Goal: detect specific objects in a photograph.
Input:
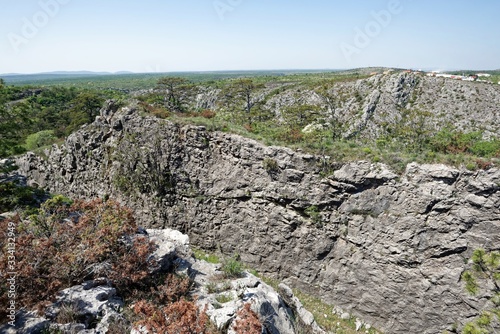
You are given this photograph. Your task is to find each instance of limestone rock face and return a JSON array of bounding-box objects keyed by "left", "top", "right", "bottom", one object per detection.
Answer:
[{"left": 16, "top": 106, "right": 500, "bottom": 333}]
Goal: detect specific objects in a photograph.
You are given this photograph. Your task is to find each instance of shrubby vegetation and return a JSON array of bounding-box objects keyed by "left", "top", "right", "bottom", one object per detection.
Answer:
[
  {"left": 25, "top": 130, "right": 57, "bottom": 150},
  {"left": 0, "top": 197, "right": 216, "bottom": 332},
  {"left": 221, "top": 255, "right": 244, "bottom": 278},
  {"left": 136, "top": 74, "right": 500, "bottom": 172},
  {"left": 0, "top": 82, "right": 124, "bottom": 158},
  {"left": 232, "top": 303, "right": 262, "bottom": 334},
  {"left": 0, "top": 180, "right": 47, "bottom": 213},
  {"left": 460, "top": 249, "right": 500, "bottom": 333}
]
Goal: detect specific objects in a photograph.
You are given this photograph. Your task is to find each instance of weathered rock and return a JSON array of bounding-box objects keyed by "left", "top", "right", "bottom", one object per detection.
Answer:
[
  {"left": 189, "top": 259, "right": 298, "bottom": 334},
  {"left": 0, "top": 311, "right": 49, "bottom": 334},
  {"left": 45, "top": 279, "right": 125, "bottom": 332},
  {"left": 278, "top": 283, "right": 326, "bottom": 334},
  {"left": 0, "top": 280, "right": 127, "bottom": 334},
  {"left": 15, "top": 105, "right": 500, "bottom": 333},
  {"left": 146, "top": 228, "right": 191, "bottom": 271}
]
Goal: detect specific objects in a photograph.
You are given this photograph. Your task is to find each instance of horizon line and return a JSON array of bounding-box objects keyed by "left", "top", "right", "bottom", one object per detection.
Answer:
[{"left": 2, "top": 66, "right": 499, "bottom": 77}]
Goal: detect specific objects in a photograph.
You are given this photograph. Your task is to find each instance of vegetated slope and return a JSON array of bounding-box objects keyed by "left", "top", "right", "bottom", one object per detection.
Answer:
[
  {"left": 140, "top": 71, "right": 500, "bottom": 170},
  {"left": 209, "top": 72, "right": 500, "bottom": 138},
  {"left": 16, "top": 102, "right": 500, "bottom": 333}
]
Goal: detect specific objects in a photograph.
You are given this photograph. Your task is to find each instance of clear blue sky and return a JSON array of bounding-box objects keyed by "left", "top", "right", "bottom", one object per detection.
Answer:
[{"left": 0, "top": 0, "right": 499, "bottom": 74}]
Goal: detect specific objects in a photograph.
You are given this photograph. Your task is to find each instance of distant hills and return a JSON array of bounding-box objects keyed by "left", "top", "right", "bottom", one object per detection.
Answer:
[
  {"left": 1, "top": 71, "right": 134, "bottom": 76},
  {"left": 1, "top": 68, "right": 498, "bottom": 88}
]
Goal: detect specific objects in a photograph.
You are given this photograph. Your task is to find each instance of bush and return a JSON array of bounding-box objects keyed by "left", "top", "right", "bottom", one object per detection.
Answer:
[
  {"left": 201, "top": 109, "right": 216, "bottom": 119},
  {"left": 133, "top": 299, "right": 215, "bottom": 334},
  {"left": 193, "top": 248, "right": 220, "bottom": 264},
  {"left": 279, "top": 127, "right": 304, "bottom": 143},
  {"left": 462, "top": 322, "right": 488, "bottom": 334},
  {"left": 305, "top": 205, "right": 322, "bottom": 226},
  {"left": 262, "top": 158, "right": 279, "bottom": 174},
  {"left": 0, "top": 181, "right": 47, "bottom": 213},
  {"left": 215, "top": 293, "right": 233, "bottom": 304},
  {"left": 460, "top": 249, "right": 500, "bottom": 333},
  {"left": 0, "top": 198, "right": 156, "bottom": 315},
  {"left": 25, "top": 130, "right": 57, "bottom": 150},
  {"left": 469, "top": 140, "right": 500, "bottom": 158},
  {"left": 148, "top": 274, "right": 192, "bottom": 305},
  {"left": 222, "top": 256, "right": 244, "bottom": 278},
  {"left": 429, "top": 128, "right": 500, "bottom": 158},
  {"left": 0, "top": 197, "right": 220, "bottom": 331},
  {"left": 232, "top": 303, "right": 262, "bottom": 334}
]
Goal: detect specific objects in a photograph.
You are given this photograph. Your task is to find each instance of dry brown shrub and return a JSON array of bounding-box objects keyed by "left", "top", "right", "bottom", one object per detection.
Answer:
[
  {"left": 232, "top": 303, "right": 262, "bottom": 334},
  {"left": 0, "top": 198, "right": 157, "bottom": 314},
  {"left": 139, "top": 101, "right": 170, "bottom": 119},
  {"left": 151, "top": 274, "right": 192, "bottom": 304},
  {"left": 133, "top": 298, "right": 216, "bottom": 334},
  {"left": 201, "top": 110, "right": 216, "bottom": 119},
  {"left": 243, "top": 123, "right": 253, "bottom": 132},
  {"left": 475, "top": 158, "right": 493, "bottom": 170},
  {"left": 0, "top": 197, "right": 215, "bottom": 330},
  {"left": 280, "top": 127, "right": 304, "bottom": 143}
]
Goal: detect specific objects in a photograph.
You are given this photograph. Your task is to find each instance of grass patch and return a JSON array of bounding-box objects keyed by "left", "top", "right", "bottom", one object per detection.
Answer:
[
  {"left": 215, "top": 293, "right": 234, "bottom": 304},
  {"left": 257, "top": 274, "right": 381, "bottom": 334},
  {"left": 222, "top": 256, "right": 244, "bottom": 278},
  {"left": 205, "top": 281, "right": 231, "bottom": 294},
  {"left": 192, "top": 248, "right": 220, "bottom": 264}
]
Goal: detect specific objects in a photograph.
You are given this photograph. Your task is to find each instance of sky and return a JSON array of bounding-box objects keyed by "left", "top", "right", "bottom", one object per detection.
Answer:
[{"left": 0, "top": 0, "right": 499, "bottom": 74}]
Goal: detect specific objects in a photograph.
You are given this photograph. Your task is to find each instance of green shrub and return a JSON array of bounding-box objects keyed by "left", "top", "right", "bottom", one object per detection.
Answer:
[
  {"left": 262, "top": 157, "right": 279, "bottom": 173},
  {"left": 461, "top": 249, "right": 500, "bottom": 334},
  {"left": 461, "top": 271, "right": 478, "bottom": 295},
  {"left": 193, "top": 248, "right": 220, "bottom": 264},
  {"left": 362, "top": 147, "right": 372, "bottom": 155},
  {"left": 462, "top": 322, "right": 488, "bottom": 334},
  {"left": 25, "top": 130, "right": 57, "bottom": 151},
  {"left": 429, "top": 128, "right": 500, "bottom": 159},
  {"left": 206, "top": 282, "right": 218, "bottom": 294},
  {"left": 305, "top": 205, "right": 321, "bottom": 225},
  {"left": 215, "top": 293, "right": 233, "bottom": 304},
  {"left": 0, "top": 181, "right": 47, "bottom": 213},
  {"left": 469, "top": 140, "right": 500, "bottom": 158},
  {"left": 476, "top": 312, "right": 492, "bottom": 327},
  {"left": 222, "top": 256, "right": 244, "bottom": 278}
]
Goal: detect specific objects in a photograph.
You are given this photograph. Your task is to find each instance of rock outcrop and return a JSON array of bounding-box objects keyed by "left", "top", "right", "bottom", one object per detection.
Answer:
[{"left": 16, "top": 104, "right": 500, "bottom": 333}]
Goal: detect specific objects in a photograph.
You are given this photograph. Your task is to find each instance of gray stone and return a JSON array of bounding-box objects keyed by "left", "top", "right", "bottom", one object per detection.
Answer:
[
  {"left": 2, "top": 280, "right": 128, "bottom": 334},
  {"left": 146, "top": 228, "right": 191, "bottom": 272},
  {"left": 278, "top": 283, "right": 325, "bottom": 333},
  {"left": 355, "top": 318, "right": 363, "bottom": 331},
  {"left": 45, "top": 280, "right": 125, "bottom": 331},
  {"left": 0, "top": 311, "right": 49, "bottom": 334}
]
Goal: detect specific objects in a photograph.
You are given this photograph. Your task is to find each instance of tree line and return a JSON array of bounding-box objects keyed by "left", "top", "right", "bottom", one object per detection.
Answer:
[{"left": 0, "top": 80, "right": 123, "bottom": 158}]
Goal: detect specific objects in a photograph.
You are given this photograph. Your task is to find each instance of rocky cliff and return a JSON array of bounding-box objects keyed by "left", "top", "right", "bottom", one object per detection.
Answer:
[
  {"left": 193, "top": 72, "right": 500, "bottom": 139},
  {"left": 17, "top": 103, "right": 500, "bottom": 333}
]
